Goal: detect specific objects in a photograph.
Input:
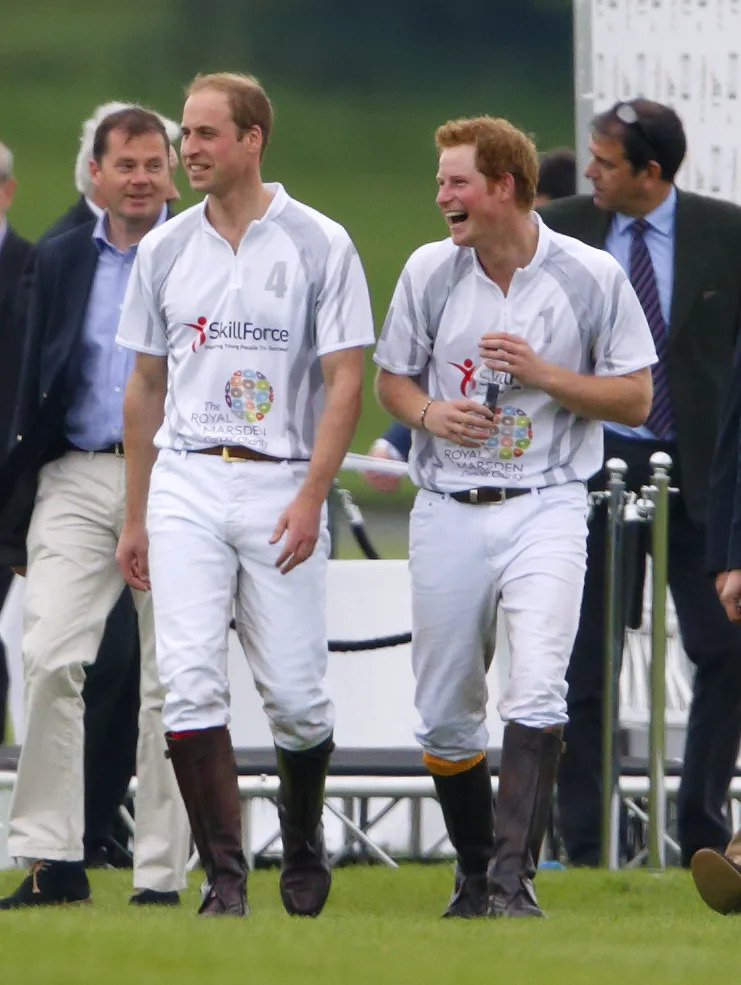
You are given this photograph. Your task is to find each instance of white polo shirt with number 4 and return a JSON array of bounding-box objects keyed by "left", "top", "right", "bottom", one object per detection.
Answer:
[{"left": 116, "top": 183, "right": 375, "bottom": 460}]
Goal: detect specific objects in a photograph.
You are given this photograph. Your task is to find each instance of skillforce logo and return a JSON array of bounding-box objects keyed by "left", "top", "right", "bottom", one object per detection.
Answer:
[
  {"left": 225, "top": 369, "right": 275, "bottom": 423},
  {"left": 185, "top": 316, "right": 289, "bottom": 354},
  {"left": 186, "top": 317, "right": 208, "bottom": 353},
  {"left": 448, "top": 358, "right": 477, "bottom": 396}
]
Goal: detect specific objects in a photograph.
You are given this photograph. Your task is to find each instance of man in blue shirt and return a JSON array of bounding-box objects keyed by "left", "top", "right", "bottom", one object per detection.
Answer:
[{"left": 0, "top": 107, "right": 189, "bottom": 909}]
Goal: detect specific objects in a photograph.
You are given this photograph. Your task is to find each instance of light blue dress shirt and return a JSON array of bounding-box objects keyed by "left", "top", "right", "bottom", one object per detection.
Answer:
[
  {"left": 603, "top": 184, "right": 676, "bottom": 441},
  {"left": 65, "top": 208, "right": 166, "bottom": 450}
]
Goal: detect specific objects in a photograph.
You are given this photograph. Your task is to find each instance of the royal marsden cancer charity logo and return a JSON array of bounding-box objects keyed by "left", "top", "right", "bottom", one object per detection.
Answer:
[
  {"left": 225, "top": 369, "right": 275, "bottom": 423},
  {"left": 485, "top": 405, "right": 532, "bottom": 460}
]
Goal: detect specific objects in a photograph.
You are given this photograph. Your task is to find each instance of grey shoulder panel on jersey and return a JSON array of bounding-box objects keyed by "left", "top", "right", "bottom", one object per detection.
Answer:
[
  {"left": 149, "top": 209, "right": 204, "bottom": 312},
  {"left": 379, "top": 246, "right": 473, "bottom": 373},
  {"left": 541, "top": 241, "right": 608, "bottom": 372},
  {"left": 422, "top": 247, "right": 473, "bottom": 342},
  {"left": 273, "top": 202, "right": 333, "bottom": 289}
]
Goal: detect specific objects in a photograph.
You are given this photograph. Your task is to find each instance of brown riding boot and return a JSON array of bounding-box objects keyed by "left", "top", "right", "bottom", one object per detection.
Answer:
[
  {"left": 165, "top": 726, "right": 248, "bottom": 916},
  {"left": 431, "top": 757, "right": 494, "bottom": 918},
  {"left": 487, "top": 722, "right": 563, "bottom": 919},
  {"left": 275, "top": 735, "right": 334, "bottom": 917}
]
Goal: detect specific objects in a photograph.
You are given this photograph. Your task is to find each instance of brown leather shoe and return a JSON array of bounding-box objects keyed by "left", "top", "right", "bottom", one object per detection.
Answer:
[{"left": 691, "top": 849, "right": 741, "bottom": 914}]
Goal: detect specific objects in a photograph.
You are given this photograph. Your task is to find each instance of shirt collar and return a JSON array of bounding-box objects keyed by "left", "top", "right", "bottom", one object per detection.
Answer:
[
  {"left": 473, "top": 211, "right": 550, "bottom": 283},
  {"left": 0, "top": 218, "right": 7, "bottom": 253},
  {"left": 84, "top": 196, "right": 105, "bottom": 220},
  {"left": 613, "top": 184, "right": 677, "bottom": 237},
  {"left": 199, "top": 181, "right": 289, "bottom": 241},
  {"left": 92, "top": 203, "right": 168, "bottom": 254}
]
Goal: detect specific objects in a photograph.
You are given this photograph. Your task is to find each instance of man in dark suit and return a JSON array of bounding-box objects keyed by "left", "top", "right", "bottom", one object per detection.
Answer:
[
  {"left": 690, "top": 316, "right": 741, "bottom": 911},
  {"left": 539, "top": 99, "right": 741, "bottom": 867},
  {"left": 0, "top": 107, "right": 189, "bottom": 910},
  {"left": 0, "top": 141, "right": 31, "bottom": 742}
]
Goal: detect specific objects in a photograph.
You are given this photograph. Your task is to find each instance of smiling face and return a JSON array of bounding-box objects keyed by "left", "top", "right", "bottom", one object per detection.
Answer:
[
  {"left": 89, "top": 127, "right": 169, "bottom": 226},
  {"left": 180, "top": 88, "right": 263, "bottom": 197},
  {"left": 436, "top": 143, "right": 504, "bottom": 247}
]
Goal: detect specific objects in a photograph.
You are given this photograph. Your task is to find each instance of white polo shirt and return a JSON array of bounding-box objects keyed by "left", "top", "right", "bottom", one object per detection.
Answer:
[
  {"left": 373, "top": 214, "right": 657, "bottom": 492},
  {"left": 116, "top": 183, "right": 375, "bottom": 459}
]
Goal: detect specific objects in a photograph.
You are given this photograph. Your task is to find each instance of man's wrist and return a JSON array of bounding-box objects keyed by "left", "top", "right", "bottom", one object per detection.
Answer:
[{"left": 419, "top": 398, "right": 434, "bottom": 430}]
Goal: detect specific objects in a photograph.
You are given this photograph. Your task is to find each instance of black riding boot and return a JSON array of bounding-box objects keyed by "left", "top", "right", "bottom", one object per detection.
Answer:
[
  {"left": 432, "top": 757, "right": 494, "bottom": 918},
  {"left": 275, "top": 735, "right": 334, "bottom": 916},
  {"left": 487, "top": 722, "right": 563, "bottom": 918}
]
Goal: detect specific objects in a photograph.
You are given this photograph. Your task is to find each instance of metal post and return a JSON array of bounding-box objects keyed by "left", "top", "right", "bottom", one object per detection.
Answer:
[
  {"left": 646, "top": 451, "right": 672, "bottom": 869},
  {"left": 601, "top": 458, "right": 628, "bottom": 869}
]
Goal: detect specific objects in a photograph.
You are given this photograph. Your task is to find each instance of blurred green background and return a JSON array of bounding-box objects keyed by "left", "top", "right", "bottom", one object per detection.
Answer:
[{"left": 2, "top": 0, "right": 574, "bottom": 507}]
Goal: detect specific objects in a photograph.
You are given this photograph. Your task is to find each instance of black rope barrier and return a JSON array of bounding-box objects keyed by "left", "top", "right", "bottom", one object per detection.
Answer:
[
  {"left": 329, "top": 632, "right": 411, "bottom": 652},
  {"left": 227, "top": 617, "right": 411, "bottom": 652}
]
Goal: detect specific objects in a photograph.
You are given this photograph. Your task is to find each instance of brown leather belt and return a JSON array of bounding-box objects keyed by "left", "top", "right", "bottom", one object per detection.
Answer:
[
  {"left": 449, "top": 486, "right": 534, "bottom": 505},
  {"left": 191, "top": 445, "right": 297, "bottom": 464}
]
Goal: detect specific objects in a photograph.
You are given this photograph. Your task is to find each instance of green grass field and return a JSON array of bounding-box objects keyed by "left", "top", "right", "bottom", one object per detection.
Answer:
[
  {"left": 0, "top": 866, "right": 733, "bottom": 985},
  {"left": 2, "top": 1, "right": 574, "bottom": 507}
]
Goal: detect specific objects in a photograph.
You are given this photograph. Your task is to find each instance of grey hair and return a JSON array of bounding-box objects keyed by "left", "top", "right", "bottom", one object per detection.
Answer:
[
  {"left": 74, "top": 101, "right": 181, "bottom": 196},
  {"left": 0, "top": 142, "right": 13, "bottom": 181}
]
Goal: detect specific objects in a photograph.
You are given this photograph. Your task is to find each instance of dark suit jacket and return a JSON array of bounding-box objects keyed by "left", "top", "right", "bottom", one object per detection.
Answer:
[
  {"left": 38, "top": 195, "right": 95, "bottom": 245},
  {"left": 0, "top": 226, "right": 32, "bottom": 437},
  {"left": 540, "top": 191, "right": 741, "bottom": 533},
  {"left": 0, "top": 223, "right": 99, "bottom": 565}
]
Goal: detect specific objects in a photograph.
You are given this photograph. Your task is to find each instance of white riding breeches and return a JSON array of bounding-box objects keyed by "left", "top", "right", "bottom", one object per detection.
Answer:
[
  {"left": 146, "top": 449, "right": 334, "bottom": 751},
  {"left": 409, "top": 483, "right": 588, "bottom": 760}
]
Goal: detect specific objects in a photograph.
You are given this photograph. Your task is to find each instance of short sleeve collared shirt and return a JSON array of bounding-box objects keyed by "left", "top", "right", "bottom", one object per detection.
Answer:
[
  {"left": 374, "top": 214, "right": 657, "bottom": 492},
  {"left": 117, "top": 183, "right": 375, "bottom": 459}
]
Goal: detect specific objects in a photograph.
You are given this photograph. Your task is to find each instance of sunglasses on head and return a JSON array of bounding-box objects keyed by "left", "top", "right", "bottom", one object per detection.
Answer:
[{"left": 615, "top": 102, "right": 660, "bottom": 164}]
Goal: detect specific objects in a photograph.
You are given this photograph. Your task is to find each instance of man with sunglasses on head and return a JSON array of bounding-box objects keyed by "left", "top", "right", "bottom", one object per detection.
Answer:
[{"left": 539, "top": 99, "right": 741, "bottom": 870}]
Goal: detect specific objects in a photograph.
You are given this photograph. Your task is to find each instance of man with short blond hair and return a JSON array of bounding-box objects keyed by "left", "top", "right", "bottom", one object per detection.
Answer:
[
  {"left": 374, "top": 114, "right": 655, "bottom": 919},
  {"left": 115, "top": 72, "right": 374, "bottom": 917}
]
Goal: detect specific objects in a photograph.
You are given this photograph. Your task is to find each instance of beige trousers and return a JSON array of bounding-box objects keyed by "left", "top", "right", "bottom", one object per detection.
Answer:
[
  {"left": 726, "top": 829, "right": 741, "bottom": 864},
  {"left": 7, "top": 452, "right": 190, "bottom": 891}
]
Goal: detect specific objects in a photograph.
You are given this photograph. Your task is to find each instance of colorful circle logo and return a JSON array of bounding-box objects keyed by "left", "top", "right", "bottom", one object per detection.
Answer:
[
  {"left": 485, "top": 406, "right": 532, "bottom": 460},
  {"left": 225, "top": 369, "right": 275, "bottom": 423}
]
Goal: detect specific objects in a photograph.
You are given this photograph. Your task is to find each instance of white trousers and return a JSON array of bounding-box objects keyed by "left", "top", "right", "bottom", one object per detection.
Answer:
[
  {"left": 146, "top": 449, "right": 334, "bottom": 751},
  {"left": 8, "top": 452, "right": 190, "bottom": 891},
  {"left": 410, "top": 483, "right": 588, "bottom": 760}
]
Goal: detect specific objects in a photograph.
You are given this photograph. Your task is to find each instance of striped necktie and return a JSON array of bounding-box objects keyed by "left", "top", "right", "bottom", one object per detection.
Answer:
[{"left": 629, "top": 218, "right": 674, "bottom": 440}]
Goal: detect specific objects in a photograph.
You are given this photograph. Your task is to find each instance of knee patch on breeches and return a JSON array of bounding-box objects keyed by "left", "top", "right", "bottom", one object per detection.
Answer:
[{"left": 423, "top": 751, "right": 485, "bottom": 776}]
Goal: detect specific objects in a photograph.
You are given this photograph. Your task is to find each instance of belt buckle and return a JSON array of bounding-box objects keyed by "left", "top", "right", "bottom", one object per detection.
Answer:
[{"left": 221, "top": 446, "right": 245, "bottom": 463}]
